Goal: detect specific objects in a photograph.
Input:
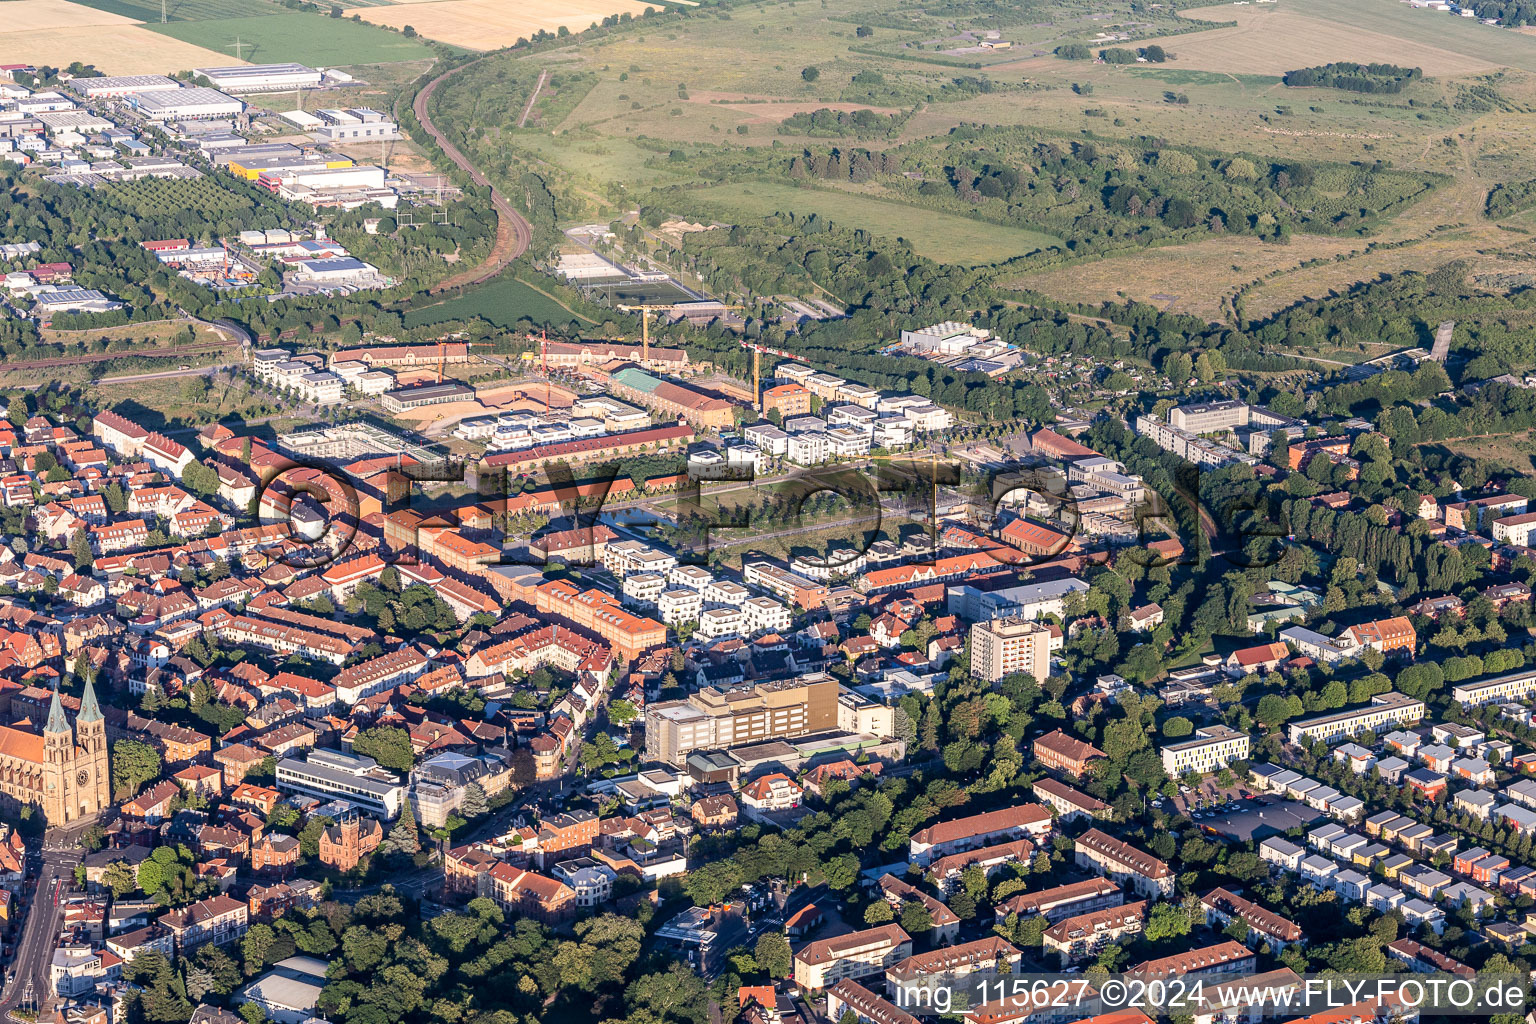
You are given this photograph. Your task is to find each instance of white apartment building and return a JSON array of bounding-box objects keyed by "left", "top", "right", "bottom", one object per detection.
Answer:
[
  {"left": 298, "top": 371, "right": 345, "bottom": 406},
  {"left": 724, "top": 442, "right": 763, "bottom": 475},
  {"left": 827, "top": 404, "right": 879, "bottom": 430},
  {"left": 742, "top": 596, "right": 791, "bottom": 633},
  {"left": 1168, "top": 400, "right": 1251, "bottom": 433},
  {"left": 703, "top": 580, "right": 751, "bottom": 607},
  {"left": 668, "top": 565, "right": 715, "bottom": 590},
  {"left": 826, "top": 426, "right": 872, "bottom": 457},
  {"left": 743, "top": 423, "right": 788, "bottom": 456},
  {"left": 905, "top": 404, "right": 953, "bottom": 432},
  {"left": 621, "top": 572, "right": 666, "bottom": 608},
  {"left": 787, "top": 431, "right": 831, "bottom": 465},
  {"left": 1161, "top": 726, "right": 1250, "bottom": 776},
  {"left": 1287, "top": 692, "right": 1426, "bottom": 745},
  {"left": 657, "top": 587, "right": 702, "bottom": 626},
  {"left": 354, "top": 371, "right": 394, "bottom": 395},
  {"left": 873, "top": 416, "right": 914, "bottom": 449},
  {"left": 695, "top": 605, "right": 745, "bottom": 640},
  {"left": 1492, "top": 512, "right": 1536, "bottom": 547},
  {"left": 603, "top": 540, "right": 677, "bottom": 578},
  {"left": 1452, "top": 669, "right": 1536, "bottom": 706}
]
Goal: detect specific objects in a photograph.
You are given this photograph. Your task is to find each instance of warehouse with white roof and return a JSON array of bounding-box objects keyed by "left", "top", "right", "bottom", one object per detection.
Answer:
[
  {"left": 129, "top": 87, "right": 244, "bottom": 121},
  {"left": 68, "top": 75, "right": 178, "bottom": 99},
  {"left": 194, "top": 63, "right": 322, "bottom": 93}
]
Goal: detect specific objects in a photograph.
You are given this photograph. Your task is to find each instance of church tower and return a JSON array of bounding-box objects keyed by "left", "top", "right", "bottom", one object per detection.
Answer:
[
  {"left": 76, "top": 676, "right": 109, "bottom": 818},
  {"left": 42, "top": 686, "right": 71, "bottom": 825}
]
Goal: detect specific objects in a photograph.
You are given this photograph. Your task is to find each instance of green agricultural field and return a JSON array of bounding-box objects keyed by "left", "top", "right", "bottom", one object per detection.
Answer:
[
  {"left": 404, "top": 278, "right": 587, "bottom": 329},
  {"left": 149, "top": 13, "right": 433, "bottom": 66},
  {"left": 684, "top": 181, "right": 1062, "bottom": 265},
  {"left": 1127, "top": 69, "right": 1281, "bottom": 88},
  {"left": 69, "top": 0, "right": 288, "bottom": 21}
]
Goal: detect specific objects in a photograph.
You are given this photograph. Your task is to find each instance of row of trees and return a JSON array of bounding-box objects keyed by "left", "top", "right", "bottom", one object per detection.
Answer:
[{"left": 1283, "top": 62, "right": 1425, "bottom": 93}]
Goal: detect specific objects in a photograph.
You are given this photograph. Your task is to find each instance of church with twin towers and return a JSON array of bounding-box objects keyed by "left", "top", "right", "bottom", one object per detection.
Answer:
[{"left": 0, "top": 678, "right": 110, "bottom": 826}]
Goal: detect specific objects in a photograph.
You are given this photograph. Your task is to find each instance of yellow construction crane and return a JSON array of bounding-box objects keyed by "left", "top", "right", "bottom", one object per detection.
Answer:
[
  {"left": 616, "top": 301, "right": 745, "bottom": 363},
  {"left": 739, "top": 340, "right": 797, "bottom": 410}
]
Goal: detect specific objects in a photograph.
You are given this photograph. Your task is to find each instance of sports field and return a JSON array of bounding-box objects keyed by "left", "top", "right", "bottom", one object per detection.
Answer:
[
  {"left": 149, "top": 13, "right": 435, "bottom": 66},
  {"left": 687, "top": 182, "right": 1063, "bottom": 266},
  {"left": 0, "top": 0, "right": 234, "bottom": 73},
  {"left": 356, "top": 0, "right": 658, "bottom": 50},
  {"left": 404, "top": 277, "right": 588, "bottom": 329}
]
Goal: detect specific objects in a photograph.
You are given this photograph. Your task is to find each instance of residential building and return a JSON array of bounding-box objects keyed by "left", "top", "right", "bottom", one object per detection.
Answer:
[
  {"left": 1286, "top": 693, "right": 1426, "bottom": 745},
  {"left": 969, "top": 617, "right": 1051, "bottom": 684},
  {"left": 1200, "top": 888, "right": 1303, "bottom": 950},
  {"left": 908, "top": 804, "right": 1053, "bottom": 866},
  {"left": 480, "top": 864, "right": 576, "bottom": 925},
  {"left": 1074, "top": 828, "right": 1174, "bottom": 899},
  {"left": 826, "top": 980, "right": 920, "bottom": 1024},
  {"left": 1042, "top": 901, "right": 1147, "bottom": 966},
  {"left": 1033, "top": 730, "right": 1105, "bottom": 777},
  {"left": 994, "top": 878, "right": 1124, "bottom": 924},
  {"left": 1126, "top": 941, "right": 1254, "bottom": 980},
  {"left": 1161, "top": 726, "right": 1250, "bottom": 777},
  {"left": 1031, "top": 778, "right": 1111, "bottom": 823},
  {"left": 792, "top": 924, "right": 912, "bottom": 991}
]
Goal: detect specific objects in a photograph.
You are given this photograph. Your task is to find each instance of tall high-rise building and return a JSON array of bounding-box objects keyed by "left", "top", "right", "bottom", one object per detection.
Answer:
[{"left": 969, "top": 618, "right": 1051, "bottom": 684}]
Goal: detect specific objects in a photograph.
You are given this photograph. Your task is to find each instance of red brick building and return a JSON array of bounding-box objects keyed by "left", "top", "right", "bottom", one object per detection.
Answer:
[
  {"left": 250, "top": 834, "right": 300, "bottom": 878},
  {"left": 1033, "top": 730, "right": 1106, "bottom": 777},
  {"left": 481, "top": 864, "right": 575, "bottom": 924},
  {"left": 318, "top": 815, "right": 383, "bottom": 872}
]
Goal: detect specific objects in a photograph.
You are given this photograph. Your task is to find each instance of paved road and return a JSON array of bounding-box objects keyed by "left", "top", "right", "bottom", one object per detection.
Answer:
[
  {"left": 413, "top": 59, "right": 533, "bottom": 294},
  {"left": 0, "top": 821, "right": 96, "bottom": 1017}
]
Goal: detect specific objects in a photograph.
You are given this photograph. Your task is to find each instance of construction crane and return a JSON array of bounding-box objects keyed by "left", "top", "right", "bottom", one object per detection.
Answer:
[
  {"left": 436, "top": 338, "right": 495, "bottom": 383},
  {"left": 739, "top": 340, "right": 797, "bottom": 410},
  {"left": 615, "top": 301, "right": 745, "bottom": 364}
]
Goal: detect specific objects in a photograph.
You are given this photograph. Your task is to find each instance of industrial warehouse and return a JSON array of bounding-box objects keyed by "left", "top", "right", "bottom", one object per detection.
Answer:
[{"left": 192, "top": 63, "right": 327, "bottom": 93}]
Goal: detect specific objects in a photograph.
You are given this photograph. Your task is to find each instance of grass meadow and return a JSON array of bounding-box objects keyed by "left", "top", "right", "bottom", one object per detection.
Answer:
[
  {"left": 404, "top": 277, "right": 588, "bottom": 328},
  {"left": 688, "top": 182, "right": 1063, "bottom": 265}
]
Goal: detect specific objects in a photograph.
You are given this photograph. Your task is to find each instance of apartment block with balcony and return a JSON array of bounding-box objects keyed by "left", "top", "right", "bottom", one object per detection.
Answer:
[{"left": 1160, "top": 726, "right": 1250, "bottom": 777}]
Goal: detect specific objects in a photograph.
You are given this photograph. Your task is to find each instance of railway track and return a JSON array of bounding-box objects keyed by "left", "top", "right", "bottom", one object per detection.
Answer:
[
  {"left": 1, "top": 339, "right": 233, "bottom": 372},
  {"left": 413, "top": 59, "right": 534, "bottom": 294}
]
